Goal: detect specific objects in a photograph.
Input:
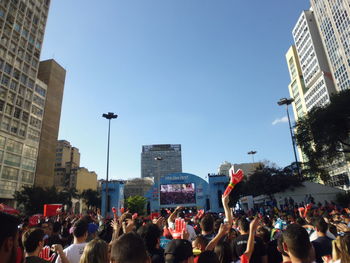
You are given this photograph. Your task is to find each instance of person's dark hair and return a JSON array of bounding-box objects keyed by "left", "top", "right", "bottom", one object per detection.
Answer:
[
  {"left": 214, "top": 241, "right": 233, "bottom": 263},
  {"left": 52, "top": 222, "right": 61, "bottom": 233},
  {"left": 238, "top": 218, "right": 250, "bottom": 233},
  {"left": 193, "top": 235, "right": 209, "bottom": 250},
  {"left": 283, "top": 224, "right": 311, "bottom": 260},
  {"left": 197, "top": 250, "right": 220, "bottom": 263},
  {"left": 111, "top": 232, "right": 148, "bottom": 263},
  {"left": 313, "top": 217, "right": 328, "bottom": 234},
  {"left": 0, "top": 212, "right": 20, "bottom": 248},
  {"left": 214, "top": 219, "right": 223, "bottom": 233},
  {"left": 200, "top": 214, "right": 214, "bottom": 233},
  {"left": 277, "top": 234, "right": 289, "bottom": 257},
  {"left": 295, "top": 217, "right": 306, "bottom": 226},
  {"left": 262, "top": 216, "right": 272, "bottom": 228},
  {"left": 256, "top": 226, "right": 270, "bottom": 244},
  {"left": 73, "top": 219, "right": 88, "bottom": 238},
  {"left": 22, "top": 228, "right": 45, "bottom": 253},
  {"left": 137, "top": 223, "right": 162, "bottom": 251}
]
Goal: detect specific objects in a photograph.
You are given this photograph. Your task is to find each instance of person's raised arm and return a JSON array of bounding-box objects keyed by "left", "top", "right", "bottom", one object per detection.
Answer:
[
  {"left": 243, "top": 218, "right": 259, "bottom": 261},
  {"left": 167, "top": 206, "right": 181, "bottom": 226},
  {"left": 222, "top": 194, "right": 233, "bottom": 227},
  {"left": 205, "top": 223, "right": 230, "bottom": 251}
]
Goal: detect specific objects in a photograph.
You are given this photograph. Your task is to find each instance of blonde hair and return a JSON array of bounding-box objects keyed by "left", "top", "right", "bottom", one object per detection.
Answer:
[
  {"left": 332, "top": 234, "right": 350, "bottom": 263},
  {"left": 80, "top": 238, "right": 108, "bottom": 263}
]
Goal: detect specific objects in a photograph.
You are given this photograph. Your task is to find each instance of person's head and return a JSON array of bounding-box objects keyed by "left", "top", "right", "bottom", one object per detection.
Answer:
[
  {"left": 41, "top": 222, "right": 52, "bottom": 236},
  {"left": 237, "top": 218, "right": 250, "bottom": 234},
  {"left": 137, "top": 223, "right": 162, "bottom": 251},
  {"left": 73, "top": 219, "right": 89, "bottom": 241},
  {"left": 282, "top": 224, "right": 312, "bottom": 262},
  {"left": 214, "top": 241, "right": 232, "bottom": 263},
  {"left": 312, "top": 217, "right": 328, "bottom": 234},
  {"left": 52, "top": 222, "right": 61, "bottom": 234},
  {"left": 165, "top": 239, "right": 194, "bottom": 263},
  {"left": 79, "top": 238, "right": 108, "bottom": 263},
  {"left": 277, "top": 235, "right": 290, "bottom": 259},
  {"left": 110, "top": 232, "right": 150, "bottom": 263},
  {"left": 192, "top": 235, "right": 209, "bottom": 252},
  {"left": 256, "top": 226, "right": 270, "bottom": 244},
  {"left": 197, "top": 251, "right": 219, "bottom": 263},
  {"left": 200, "top": 214, "right": 214, "bottom": 233},
  {"left": 0, "top": 212, "right": 20, "bottom": 263},
  {"left": 22, "top": 228, "right": 45, "bottom": 254}
]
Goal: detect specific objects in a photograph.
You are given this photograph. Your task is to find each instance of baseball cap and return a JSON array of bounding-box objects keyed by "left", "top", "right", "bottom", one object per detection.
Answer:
[{"left": 165, "top": 239, "right": 193, "bottom": 263}]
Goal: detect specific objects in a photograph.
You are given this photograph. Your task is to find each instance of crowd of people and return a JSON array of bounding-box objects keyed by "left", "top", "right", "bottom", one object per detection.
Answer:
[{"left": 1, "top": 194, "right": 350, "bottom": 263}]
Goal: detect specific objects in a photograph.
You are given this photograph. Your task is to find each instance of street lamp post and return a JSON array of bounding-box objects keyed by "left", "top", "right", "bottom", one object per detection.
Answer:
[
  {"left": 277, "top": 98, "right": 301, "bottom": 177},
  {"left": 247, "top": 151, "right": 257, "bottom": 163},
  {"left": 102, "top": 112, "right": 118, "bottom": 217}
]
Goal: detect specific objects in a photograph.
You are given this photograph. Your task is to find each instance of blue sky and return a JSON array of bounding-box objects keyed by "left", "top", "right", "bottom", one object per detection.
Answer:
[{"left": 40, "top": 0, "right": 310, "bottom": 180}]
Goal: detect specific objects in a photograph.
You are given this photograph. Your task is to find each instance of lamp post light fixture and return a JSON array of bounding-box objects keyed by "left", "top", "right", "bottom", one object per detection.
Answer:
[
  {"left": 247, "top": 151, "right": 257, "bottom": 163},
  {"left": 102, "top": 112, "right": 118, "bottom": 217},
  {"left": 277, "top": 98, "right": 301, "bottom": 177}
]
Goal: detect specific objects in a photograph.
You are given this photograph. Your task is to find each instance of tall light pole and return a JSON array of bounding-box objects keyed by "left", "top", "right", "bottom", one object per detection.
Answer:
[
  {"left": 277, "top": 98, "right": 301, "bottom": 177},
  {"left": 102, "top": 112, "right": 118, "bottom": 217},
  {"left": 247, "top": 151, "right": 257, "bottom": 163}
]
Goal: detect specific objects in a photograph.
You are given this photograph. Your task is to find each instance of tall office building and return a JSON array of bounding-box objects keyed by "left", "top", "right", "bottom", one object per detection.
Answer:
[
  {"left": 310, "top": 0, "right": 350, "bottom": 91},
  {"left": 34, "top": 60, "right": 65, "bottom": 187},
  {"left": 0, "top": 0, "right": 52, "bottom": 204},
  {"left": 286, "top": 45, "right": 308, "bottom": 122},
  {"left": 292, "top": 10, "right": 336, "bottom": 112},
  {"left": 141, "top": 144, "right": 182, "bottom": 182}
]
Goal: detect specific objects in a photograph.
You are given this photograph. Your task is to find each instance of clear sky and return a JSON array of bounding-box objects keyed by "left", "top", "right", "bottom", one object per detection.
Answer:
[{"left": 40, "top": 0, "right": 311, "bottom": 180}]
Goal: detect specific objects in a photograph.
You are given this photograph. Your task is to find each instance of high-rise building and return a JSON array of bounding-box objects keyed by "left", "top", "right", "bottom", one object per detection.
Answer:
[
  {"left": 292, "top": 10, "right": 336, "bottom": 112},
  {"left": 310, "top": 0, "right": 350, "bottom": 91},
  {"left": 0, "top": 0, "right": 52, "bottom": 204},
  {"left": 141, "top": 144, "right": 182, "bottom": 182},
  {"left": 34, "top": 60, "right": 65, "bottom": 188}
]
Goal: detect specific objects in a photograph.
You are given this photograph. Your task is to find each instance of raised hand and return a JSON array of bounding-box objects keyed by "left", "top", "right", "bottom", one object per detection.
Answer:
[{"left": 230, "top": 169, "right": 244, "bottom": 184}]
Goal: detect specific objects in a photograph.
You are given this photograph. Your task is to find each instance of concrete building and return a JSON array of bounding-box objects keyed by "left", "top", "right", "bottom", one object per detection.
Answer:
[
  {"left": 124, "top": 177, "right": 154, "bottom": 199},
  {"left": 0, "top": 0, "right": 52, "bottom": 204},
  {"left": 286, "top": 46, "right": 308, "bottom": 122},
  {"left": 141, "top": 144, "right": 182, "bottom": 182},
  {"left": 310, "top": 0, "right": 350, "bottom": 91},
  {"left": 34, "top": 60, "right": 65, "bottom": 188},
  {"left": 292, "top": 10, "right": 336, "bottom": 111},
  {"left": 54, "top": 140, "right": 97, "bottom": 193}
]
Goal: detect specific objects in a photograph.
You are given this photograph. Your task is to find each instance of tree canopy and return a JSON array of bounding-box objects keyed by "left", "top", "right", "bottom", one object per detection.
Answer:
[
  {"left": 14, "top": 186, "right": 77, "bottom": 215},
  {"left": 126, "top": 195, "right": 147, "bottom": 215},
  {"left": 295, "top": 89, "right": 350, "bottom": 181},
  {"left": 81, "top": 189, "right": 101, "bottom": 209},
  {"left": 228, "top": 163, "right": 303, "bottom": 207}
]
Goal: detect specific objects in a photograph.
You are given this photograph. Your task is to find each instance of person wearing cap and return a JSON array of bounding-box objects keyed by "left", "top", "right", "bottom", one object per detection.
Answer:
[{"left": 164, "top": 239, "right": 194, "bottom": 263}]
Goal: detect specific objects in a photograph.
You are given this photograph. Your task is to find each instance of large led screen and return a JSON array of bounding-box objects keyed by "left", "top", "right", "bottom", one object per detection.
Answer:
[{"left": 160, "top": 183, "right": 196, "bottom": 205}]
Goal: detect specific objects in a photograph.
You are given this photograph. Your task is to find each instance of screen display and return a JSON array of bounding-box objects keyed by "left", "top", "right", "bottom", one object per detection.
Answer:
[{"left": 160, "top": 183, "right": 196, "bottom": 205}]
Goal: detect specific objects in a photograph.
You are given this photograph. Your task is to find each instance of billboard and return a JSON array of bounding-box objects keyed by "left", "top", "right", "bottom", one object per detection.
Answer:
[{"left": 160, "top": 183, "right": 196, "bottom": 205}]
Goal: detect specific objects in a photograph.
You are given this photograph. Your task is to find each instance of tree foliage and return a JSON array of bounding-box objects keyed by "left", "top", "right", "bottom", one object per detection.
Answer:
[
  {"left": 126, "top": 195, "right": 147, "bottom": 215},
  {"left": 228, "top": 163, "right": 303, "bottom": 206},
  {"left": 81, "top": 189, "right": 101, "bottom": 209},
  {"left": 295, "top": 90, "right": 350, "bottom": 181},
  {"left": 14, "top": 186, "right": 77, "bottom": 215}
]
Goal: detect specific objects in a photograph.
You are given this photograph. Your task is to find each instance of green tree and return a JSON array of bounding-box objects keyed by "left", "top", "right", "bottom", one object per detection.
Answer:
[
  {"left": 295, "top": 90, "right": 350, "bottom": 181},
  {"left": 228, "top": 163, "right": 303, "bottom": 206},
  {"left": 14, "top": 186, "right": 77, "bottom": 215},
  {"left": 126, "top": 195, "right": 147, "bottom": 215},
  {"left": 81, "top": 189, "right": 101, "bottom": 209}
]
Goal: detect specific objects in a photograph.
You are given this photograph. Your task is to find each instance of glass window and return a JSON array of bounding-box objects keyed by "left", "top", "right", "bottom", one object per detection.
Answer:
[
  {"left": 27, "top": 128, "right": 39, "bottom": 142},
  {"left": 29, "top": 116, "right": 41, "bottom": 128},
  {"left": 6, "top": 139, "right": 23, "bottom": 154},
  {"left": 5, "top": 104, "right": 13, "bottom": 115},
  {"left": 0, "top": 87, "right": 7, "bottom": 99},
  {"left": 13, "top": 108, "right": 21, "bottom": 119},
  {"left": 31, "top": 105, "right": 43, "bottom": 118},
  {"left": 22, "top": 111, "right": 29, "bottom": 122},
  {"left": 0, "top": 136, "right": 5, "bottom": 148},
  {"left": 1, "top": 75, "right": 10, "bottom": 87},
  {"left": 0, "top": 100, "right": 4, "bottom": 111},
  {"left": 23, "top": 145, "right": 37, "bottom": 159},
  {"left": 1, "top": 166, "right": 19, "bottom": 181},
  {"left": 1, "top": 116, "right": 10, "bottom": 131},
  {"left": 33, "top": 95, "right": 44, "bottom": 107},
  {"left": 22, "top": 158, "right": 36, "bottom": 171},
  {"left": 19, "top": 124, "right": 26, "bottom": 137},
  {"left": 35, "top": 84, "right": 46, "bottom": 97},
  {"left": 10, "top": 120, "right": 19, "bottom": 134},
  {"left": 0, "top": 150, "right": 3, "bottom": 161},
  {"left": 21, "top": 170, "right": 34, "bottom": 183},
  {"left": 4, "top": 152, "right": 21, "bottom": 167}
]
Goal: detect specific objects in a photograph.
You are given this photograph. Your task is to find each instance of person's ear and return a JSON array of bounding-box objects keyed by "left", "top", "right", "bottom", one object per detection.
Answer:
[{"left": 282, "top": 242, "right": 289, "bottom": 254}]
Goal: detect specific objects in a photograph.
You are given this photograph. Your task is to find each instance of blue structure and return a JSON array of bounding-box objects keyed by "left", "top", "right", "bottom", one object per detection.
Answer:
[
  {"left": 145, "top": 173, "right": 210, "bottom": 213},
  {"left": 101, "top": 180, "right": 124, "bottom": 217},
  {"left": 208, "top": 174, "right": 229, "bottom": 213}
]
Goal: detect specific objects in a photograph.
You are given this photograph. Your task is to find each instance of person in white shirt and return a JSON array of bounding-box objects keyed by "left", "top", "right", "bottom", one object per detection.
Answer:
[{"left": 55, "top": 219, "right": 88, "bottom": 263}]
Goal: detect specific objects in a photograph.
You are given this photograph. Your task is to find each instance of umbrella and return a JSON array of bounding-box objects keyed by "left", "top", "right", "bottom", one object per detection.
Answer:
[{"left": 0, "top": 203, "right": 20, "bottom": 215}]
